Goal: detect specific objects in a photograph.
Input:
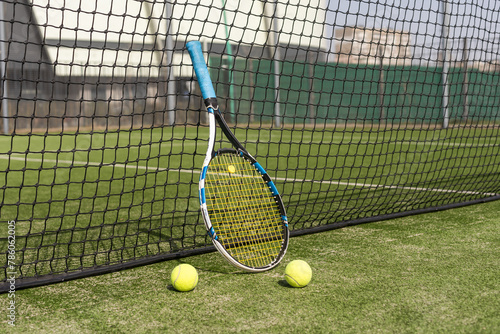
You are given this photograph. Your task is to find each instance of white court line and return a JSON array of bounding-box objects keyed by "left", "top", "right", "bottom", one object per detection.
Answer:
[
  {"left": 2, "top": 155, "right": 189, "bottom": 173},
  {"left": 266, "top": 139, "right": 500, "bottom": 148},
  {"left": 376, "top": 140, "right": 500, "bottom": 148},
  {"left": 1, "top": 155, "right": 498, "bottom": 197}
]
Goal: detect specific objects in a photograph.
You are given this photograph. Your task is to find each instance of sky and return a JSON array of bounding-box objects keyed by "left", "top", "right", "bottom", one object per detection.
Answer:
[{"left": 325, "top": 0, "right": 500, "bottom": 63}]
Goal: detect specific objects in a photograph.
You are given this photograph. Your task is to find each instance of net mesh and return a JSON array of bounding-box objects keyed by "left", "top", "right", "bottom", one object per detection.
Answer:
[{"left": 1, "top": 0, "right": 500, "bottom": 290}]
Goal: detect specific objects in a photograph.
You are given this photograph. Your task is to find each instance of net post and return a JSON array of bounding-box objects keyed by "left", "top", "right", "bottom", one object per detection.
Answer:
[
  {"left": 165, "top": 1, "right": 176, "bottom": 126},
  {"left": 0, "top": 1, "right": 9, "bottom": 134},
  {"left": 441, "top": 0, "right": 450, "bottom": 129},
  {"left": 264, "top": 0, "right": 282, "bottom": 128}
]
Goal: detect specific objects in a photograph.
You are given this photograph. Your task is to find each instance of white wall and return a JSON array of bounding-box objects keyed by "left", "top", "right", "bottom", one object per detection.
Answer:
[
  {"left": 171, "top": 0, "right": 325, "bottom": 47},
  {"left": 30, "top": 0, "right": 327, "bottom": 78}
]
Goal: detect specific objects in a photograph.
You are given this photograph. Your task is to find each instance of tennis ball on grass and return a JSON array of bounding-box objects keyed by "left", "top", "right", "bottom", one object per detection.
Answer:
[
  {"left": 171, "top": 264, "right": 198, "bottom": 292},
  {"left": 284, "top": 260, "right": 312, "bottom": 288}
]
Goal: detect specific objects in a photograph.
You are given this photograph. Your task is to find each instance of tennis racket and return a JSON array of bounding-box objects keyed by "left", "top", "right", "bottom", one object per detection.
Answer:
[{"left": 186, "top": 40, "right": 289, "bottom": 272}]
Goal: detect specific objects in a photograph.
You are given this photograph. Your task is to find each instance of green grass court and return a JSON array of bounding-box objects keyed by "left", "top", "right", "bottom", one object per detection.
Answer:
[{"left": 4, "top": 199, "right": 499, "bottom": 332}]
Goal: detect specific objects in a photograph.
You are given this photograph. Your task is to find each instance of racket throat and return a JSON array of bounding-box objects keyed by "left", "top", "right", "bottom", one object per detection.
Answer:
[{"left": 204, "top": 97, "right": 218, "bottom": 110}]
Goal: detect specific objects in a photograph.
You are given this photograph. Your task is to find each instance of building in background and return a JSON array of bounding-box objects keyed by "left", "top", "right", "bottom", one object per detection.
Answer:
[
  {"left": 26, "top": 0, "right": 328, "bottom": 78},
  {"left": 335, "top": 26, "right": 411, "bottom": 66},
  {"left": 0, "top": 0, "right": 328, "bottom": 130}
]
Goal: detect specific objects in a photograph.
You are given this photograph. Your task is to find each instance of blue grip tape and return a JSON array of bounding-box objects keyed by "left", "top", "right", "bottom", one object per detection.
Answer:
[{"left": 186, "top": 41, "right": 217, "bottom": 100}]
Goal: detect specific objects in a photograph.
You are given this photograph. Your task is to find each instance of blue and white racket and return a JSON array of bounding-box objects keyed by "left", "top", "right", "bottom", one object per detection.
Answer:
[{"left": 186, "top": 40, "right": 289, "bottom": 272}]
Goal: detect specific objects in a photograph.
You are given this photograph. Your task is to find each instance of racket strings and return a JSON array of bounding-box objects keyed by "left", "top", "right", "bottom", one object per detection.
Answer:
[{"left": 205, "top": 153, "right": 284, "bottom": 268}]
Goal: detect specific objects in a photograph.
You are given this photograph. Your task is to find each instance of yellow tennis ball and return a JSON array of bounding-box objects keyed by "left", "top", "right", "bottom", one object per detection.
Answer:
[
  {"left": 171, "top": 264, "right": 198, "bottom": 292},
  {"left": 284, "top": 260, "right": 312, "bottom": 288},
  {"left": 228, "top": 165, "right": 236, "bottom": 173}
]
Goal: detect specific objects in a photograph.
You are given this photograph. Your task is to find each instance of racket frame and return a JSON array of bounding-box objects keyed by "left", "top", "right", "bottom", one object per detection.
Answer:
[{"left": 187, "top": 40, "right": 289, "bottom": 272}]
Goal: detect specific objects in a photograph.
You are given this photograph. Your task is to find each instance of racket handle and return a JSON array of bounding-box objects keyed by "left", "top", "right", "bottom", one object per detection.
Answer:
[{"left": 186, "top": 40, "right": 217, "bottom": 100}]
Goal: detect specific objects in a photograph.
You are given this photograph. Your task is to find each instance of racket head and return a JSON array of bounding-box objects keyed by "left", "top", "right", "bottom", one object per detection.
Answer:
[{"left": 199, "top": 148, "right": 289, "bottom": 272}]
